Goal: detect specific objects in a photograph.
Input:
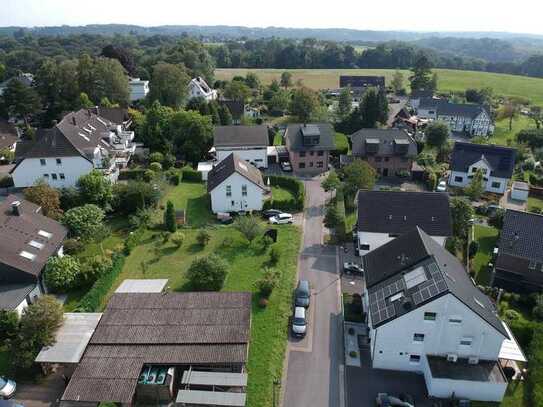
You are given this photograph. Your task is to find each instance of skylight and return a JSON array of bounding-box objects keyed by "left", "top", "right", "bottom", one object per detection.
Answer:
[
  {"left": 28, "top": 240, "right": 45, "bottom": 250},
  {"left": 38, "top": 230, "right": 53, "bottom": 239},
  {"left": 78, "top": 132, "right": 90, "bottom": 141},
  {"left": 404, "top": 267, "right": 428, "bottom": 289},
  {"left": 389, "top": 292, "right": 404, "bottom": 303},
  {"left": 19, "top": 251, "right": 36, "bottom": 261}
]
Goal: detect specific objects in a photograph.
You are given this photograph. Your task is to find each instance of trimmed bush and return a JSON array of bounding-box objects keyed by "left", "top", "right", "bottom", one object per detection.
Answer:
[
  {"left": 44, "top": 255, "right": 82, "bottom": 293},
  {"left": 77, "top": 254, "right": 125, "bottom": 312},
  {"left": 149, "top": 162, "right": 162, "bottom": 172},
  {"left": 63, "top": 238, "right": 84, "bottom": 255},
  {"left": 164, "top": 201, "right": 177, "bottom": 232},
  {"left": 262, "top": 175, "right": 305, "bottom": 212},
  {"left": 196, "top": 229, "right": 211, "bottom": 246},
  {"left": 124, "top": 227, "right": 145, "bottom": 255},
  {"left": 118, "top": 168, "right": 147, "bottom": 181},
  {"left": 171, "top": 231, "right": 185, "bottom": 248},
  {"left": 186, "top": 254, "right": 229, "bottom": 291},
  {"left": 182, "top": 168, "right": 203, "bottom": 182}
]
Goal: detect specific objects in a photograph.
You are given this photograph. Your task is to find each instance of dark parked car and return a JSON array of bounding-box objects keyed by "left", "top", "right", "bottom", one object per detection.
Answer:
[
  {"left": 262, "top": 209, "right": 282, "bottom": 219},
  {"left": 343, "top": 262, "right": 363, "bottom": 275},
  {"left": 295, "top": 280, "right": 311, "bottom": 308}
]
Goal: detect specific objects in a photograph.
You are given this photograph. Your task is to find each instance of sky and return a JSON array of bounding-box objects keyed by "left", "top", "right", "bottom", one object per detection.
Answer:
[{"left": 1, "top": 0, "right": 542, "bottom": 35}]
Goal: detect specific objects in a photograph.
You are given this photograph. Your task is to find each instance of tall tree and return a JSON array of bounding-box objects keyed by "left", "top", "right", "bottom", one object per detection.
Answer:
[
  {"left": 101, "top": 44, "right": 136, "bottom": 75},
  {"left": 409, "top": 53, "right": 434, "bottom": 91},
  {"left": 218, "top": 104, "right": 233, "bottom": 125},
  {"left": 168, "top": 110, "right": 213, "bottom": 164},
  {"left": 500, "top": 99, "right": 520, "bottom": 131},
  {"left": 224, "top": 80, "right": 251, "bottom": 101},
  {"left": 93, "top": 57, "right": 129, "bottom": 106},
  {"left": 391, "top": 70, "right": 405, "bottom": 94},
  {"left": 342, "top": 159, "right": 377, "bottom": 197},
  {"left": 280, "top": 71, "right": 293, "bottom": 88},
  {"left": 164, "top": 200, "right": 177, "bottom": 233},
  {"left": 2, "top": 79, "right": 41, "bottom": 125},
  {"left": 290, "top": 87, "right": 319, "bottom": 123},
  {"left": 24, "top": 181, "right": 62, "bottom": 219},
  {"left": 450, "top": 197, "right": 474, "bottom": 240},
  {"left": 426, "top": 121, "right": 450, "bottom": 151},
  {"left": 529, "top": 106, "right": 543, "bottom": 129},
  {"left": 359, "top": 88, "right": 388, "bottom": 128},
  {"left": 465, "top": 169, "right": 485, "bottom": 201},
  {"left": 337, "top": 87, "right": 352, "bottom": 119},
  {"left": 149, "top": 63, "right": 190, "bottom": 108},
  {"left": 77, "top": 170, "right": 114, "bottom": 209}
]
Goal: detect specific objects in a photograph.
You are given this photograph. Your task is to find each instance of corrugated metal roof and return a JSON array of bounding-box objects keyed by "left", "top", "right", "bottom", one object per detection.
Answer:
[
  {"left": 175, "top": 390, "right": 246, "bottom": 406},
  {"left": 114, "top": 279, "right": 168, "bottom": 293},
  {"left": 181, "top": 371, "right": 248, "bottom": 387}
]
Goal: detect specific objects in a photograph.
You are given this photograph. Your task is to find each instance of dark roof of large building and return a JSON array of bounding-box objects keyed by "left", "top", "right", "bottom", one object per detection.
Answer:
[
  {"left": 214, "top": 125, "right": 268, "bottom": 148},
  {"left": 0, "top": 195, "right": 67, "bottom": 279},
  {"left": 62, "top": 291, "right": 252, "bottom": 404},
  {"left": 285, "top": 123, "right": 335, "bottom": 152},
  {"left": 410, "top": 90, "right": 433, "bottom": 99},
  {"left": 207, "top": 153, "right": 267, "bottom": 193},
  {"left": 363, "top": 227, "right": 508, "bottom": 338},
  {"left": 0, "top": 120, "right": 18, "bottom": 150},
  {"left": 339, "top": 75, "right": 385, "bottom": 88},
  {"left": 357, "top": 191, "right": 452, "bottom": 236},
  {"left": 350, "top": 128, "right": 417, "bottom": 157},
  {"left": 90, "top": 107, "right": 131, "bottom": 125},
  {"left": 15, "top": 128, "right": 83, "bottom": 161},
  {"left": 419, "top": 98, "right": 490, "bottom": 119},
  {"left": 0, "top": 283, "right": 35, "bottom": 310},
  {"left": 450, "top": 142, "right": 516, "bottom": 179},
  {"left": 497, "top": 210, "right": 543, "bottom": 272}
]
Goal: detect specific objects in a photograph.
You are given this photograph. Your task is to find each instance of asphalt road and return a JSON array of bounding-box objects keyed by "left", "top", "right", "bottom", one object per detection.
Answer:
[{"left": 282, "top": 179, "right": 344, "bottom": 407}]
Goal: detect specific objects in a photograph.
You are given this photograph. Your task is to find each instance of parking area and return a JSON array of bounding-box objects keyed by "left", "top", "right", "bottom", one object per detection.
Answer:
[
  {"left": 346, "top": 350, "right": 430, "bottom": 407},
  {"left": 12, "top": 372, "right": 66, "bottom": 407}
]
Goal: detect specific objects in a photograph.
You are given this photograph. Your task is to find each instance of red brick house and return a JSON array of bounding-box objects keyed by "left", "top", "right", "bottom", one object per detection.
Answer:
[{"left": 285, "top": 123, "right": 335, "bottom": 175}]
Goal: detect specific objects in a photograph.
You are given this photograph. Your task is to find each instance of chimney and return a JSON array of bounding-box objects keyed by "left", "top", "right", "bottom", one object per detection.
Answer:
[
  {"left": 72, "top": 116, "right": 76, "bottom": 126},
  {"left": 11, "top": 201, "right": 21, "bottom": 216}
]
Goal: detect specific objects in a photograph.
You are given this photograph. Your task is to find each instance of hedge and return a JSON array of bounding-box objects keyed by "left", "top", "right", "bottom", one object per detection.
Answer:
[
  {"left": 263, "top": 175, "right": 305, "bottom": 212},
  {"left": 527, "top": 324, "right": 543, "bottom": 406},
  {"left": 182, "top": 168, "right": 202, "bottom": 182},
  {"left": 335, "top": 189, "right": 348, "bottom": 241},
  {"left": 509, "top": 318, "right": 537, "bottom": 349},
  {"left": 118, "top": 168, "right": 147, "bottom": 181},
  {"left": 76, "top": 253, "right": 125, "bottom": 312}
]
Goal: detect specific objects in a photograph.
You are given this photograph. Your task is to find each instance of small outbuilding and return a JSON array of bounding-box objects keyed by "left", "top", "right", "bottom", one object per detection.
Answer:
[{"left": 511, "top": 181, "right": 529, "bottom": 202}]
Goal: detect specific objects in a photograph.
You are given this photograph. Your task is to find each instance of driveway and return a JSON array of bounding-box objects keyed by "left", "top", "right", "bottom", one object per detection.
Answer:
[
  {"left": 13, "top": 372, "right": 66, "bottom": 407},
  {"left": 499, "top": 189, "right": 527, "bottom": 211},
  {"left": 282, "top": 179, "right": 344, "bottom": 407}
]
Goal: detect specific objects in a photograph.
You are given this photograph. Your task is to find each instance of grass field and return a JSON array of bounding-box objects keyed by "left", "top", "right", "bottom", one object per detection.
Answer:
[
  {"left": 489, "top": 116, "right": 535, "bottom": 146},
  {"left": 472, "top": 225, "right": 499, "bottom": 285},
  {"left": 272, "top": 185, "right": 294, "bottom": 201},
  {"left": 160, "top": 181, "right": 215, "bottom": 226},
  {"left": 528, "top": 196, "right": 543, "bottom": 212},
  {"left": 215, "top": 68, "right": 543, "bottom": 105}
]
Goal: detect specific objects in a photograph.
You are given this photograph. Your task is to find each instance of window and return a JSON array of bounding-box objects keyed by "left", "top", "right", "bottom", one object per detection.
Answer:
[
  {"left": 317, "top": 162, "right": 323, "bottom": 168},
  {"left": 424, "top": 312, "right": 437, "bottom": 321},
  {"left": 59, "top": 173, "right": 65, "bottom": 180},
  {"left": 231, "top": 200, "right": 235, "bottom": 206},
  {"left": 317, "top": 151, "right": 324, "bottom": 156},
  {"left": 309, "top": 151, "right": 314, "bottom": 156},
  {"left": 51, "top": 173, "right": 58, "bottom": 180},
  {"left": 454, "top": 176, "right": 463, "bottom": 182},
  {"left": 299, "top": 152, "right": 306, "bottom": 158},
  {"left": 56, "top": 158, "right": 62, "bottom": 165},
  {"left": 309, "top": 162, "right": 314, "bottom": 167},
  {"left": 529, "top": 261, "right": 537, "bottom": 270},
  {"left": 242, "top": 185, "right": 247, "bottom": 196},
  {"left": 226, "top": 185, "right": 232, "bottom": 197},
  {"left": 409, "top": 354, "right": 421, "bottom": 363},
  {"left": 413, "top": 333, "right": 425, "bottom": 342},
  {"left": 384, "top": 157, "right": 390, "bottom": 162},
  {"left": 360, "top": 243, "right": 370, "bottom": 251},
  {"left": 449, "top": 317, "right": 462, "bottom": 324},
  {"left": 299, "top": 163, "right": 306, "bottom": 169},
  {"left": 460, "top": 337, "right": 473, "bottom": 347},
  {"left": 43, "top": 174, "right": 49, "bottom": 179},
  {"left": 472, "top": 167, "right": 477, "bottom": 173},
  {"left": 491, "top": 181, "right": 501, "bottom": 189},
  {"left": 40, "top": 159, "right": 46, "bottom": 166}
]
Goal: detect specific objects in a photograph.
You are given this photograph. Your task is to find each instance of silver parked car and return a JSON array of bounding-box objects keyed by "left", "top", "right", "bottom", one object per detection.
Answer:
[
  {"left": 0, "top": 377, "right": 16, "bottom": 399},
  {"left": 269, "top": 213, "right": 293, "bottom": 224},
  {"left": 291, "top": 306, "right": 307, "bottom": 337}
]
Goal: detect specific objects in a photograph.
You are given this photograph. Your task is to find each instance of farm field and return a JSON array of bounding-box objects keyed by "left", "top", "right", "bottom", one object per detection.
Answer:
[{"left": 215, "top": 68, "right": 543, "bottom": 105}]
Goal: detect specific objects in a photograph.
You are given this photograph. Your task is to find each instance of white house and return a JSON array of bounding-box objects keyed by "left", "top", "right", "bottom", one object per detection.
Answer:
[
  {"left": 11, "top": 108, "right": 136, "bottom": 188},
  {"left": 207, "top": 153, "right": 268, "bottom": 214},
  {"left": 363, "top": 227, "right": 519, "bottom": 403},
  {"left": 188, "top": 77, "right": 217, "bottom": 102},
  {"left": 356, "top": 191, "right": 452, "bottom": 256},
  {"left": 417, "top": 98, "right": 494, "bottom": 137},
  {"left": 128, "top": 77, "right": 150, "bottom": 102},
  {"left": 213, "top": 125, "right": 269, "bottom": 169},
  {"left": 448, "top": 142, "right": 516, "bottom": 195},
  {"left": 0, "top": 196, "right": 67, "bottom": 317}
]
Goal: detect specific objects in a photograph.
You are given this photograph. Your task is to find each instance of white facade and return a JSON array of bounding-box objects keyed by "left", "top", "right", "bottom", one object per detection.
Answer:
[
  {"left": 11, "top": 156, "right": 94, "bottom": 188},
  {"left": 188, "top": 77, "right": 217, "bottom": 102},
  {"left": 418, "top": 106, "right": 493, "bottom": 137},
  {"left": 366, "top": 293, "right": 508, "bottom": 402},
  {"left": 210, "top": 172, "right": 265, "bottom": 214},
  {"left": 357, "top": 231, "right": 446, "bottom": 255},
  {"left": 448, "top": 158, "right": 509, "bottom": 194},
  {"left": 129, "top": 78, "right": 150, "bottom": 102},
  {"left": 216, "top": 147, "right": 268, "bottom": 169}
]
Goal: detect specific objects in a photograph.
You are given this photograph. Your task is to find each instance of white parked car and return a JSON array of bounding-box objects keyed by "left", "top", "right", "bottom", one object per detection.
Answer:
[
  {"left": 280, "top": 161, "right": 293, "bottom": 172},
  {"left": 291, "top": 306, "right": 307, "bottom": 337},
  {"left": 269, "top": 213, "right": 293, "bottom": 224},
  {"left": 0, "top": 377, "right": 16, "bottom": 399},
  {"left": 436, "top": 180, "right": 447, "bottom": 192}
]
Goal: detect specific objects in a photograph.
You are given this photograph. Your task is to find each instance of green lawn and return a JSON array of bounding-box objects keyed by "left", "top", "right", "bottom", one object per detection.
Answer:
[
  {"left": 273, "top": 131, "right": 283, "bottom": 146},
  {"left": 472, "top": 225, "right": 499, "bottom": 285},
  {"left": 216, "top": 68, "right": 543, "bottom": 105},
  {"left": 271, "top": 185, "right": 294, "bottom": 201},
  {"left": 472, "top": 382, "right": 527, "bottom": 407},
  {"left": 104, "top": 225, "right": 301, "bottom": 407},
  {"left": 488, "top": 115, "right": 535, "bottom": 146},
  {"left": 161, "top": 181, "right": 215, "bottom": 226},
  {"left": 335, "top": 132, "right": 350, "bottom": 154},
  {"left": 528, "top": 196, "right": 543, "bottom": 212}
]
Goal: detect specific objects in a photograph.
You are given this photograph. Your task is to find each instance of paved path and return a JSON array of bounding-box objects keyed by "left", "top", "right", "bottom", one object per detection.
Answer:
[{"left": 282, "top": 179, "right": 343, "bottom": 407}]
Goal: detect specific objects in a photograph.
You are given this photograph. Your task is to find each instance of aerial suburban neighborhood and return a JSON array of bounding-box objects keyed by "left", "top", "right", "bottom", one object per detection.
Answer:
[{"left": 1, "top": 4, "right": 543, "bottom": 407}]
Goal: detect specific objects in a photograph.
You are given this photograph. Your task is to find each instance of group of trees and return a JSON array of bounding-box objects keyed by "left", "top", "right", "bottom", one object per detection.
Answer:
[{"left": 336, "top": 87, "right": 389, "bottom": 134}]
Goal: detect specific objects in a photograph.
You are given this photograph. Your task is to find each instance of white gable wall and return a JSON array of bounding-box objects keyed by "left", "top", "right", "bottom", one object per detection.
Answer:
[
  {"left": 368, "top": 293, "right": 505, "bottom": 373},
  {"left": 12, "top": 156, "right": 94, "bottom": 188},
  {"left": 210, "top": 172, "right": 265, "bottom": 214},
  {"left": 216, "top": 147, "right": 268, "bottom": 169},
  {"left": 357, "top": 231, "right": 446, "bottom": 255},
  {"left": 448, "top": 157, "right": 509, "bottom": 194}
]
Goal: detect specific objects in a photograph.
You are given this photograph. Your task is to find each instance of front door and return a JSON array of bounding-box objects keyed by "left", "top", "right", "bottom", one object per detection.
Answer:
[{"left": 383, "top": 168, "right": 389, "bottom": 177}]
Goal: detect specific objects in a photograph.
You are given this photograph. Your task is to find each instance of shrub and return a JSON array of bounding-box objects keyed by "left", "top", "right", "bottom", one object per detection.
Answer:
[
  {"left": 504, "top": 309, "right": 520, "bottom": 322},
  {"left": 0, "top": 310, "right": 18, "bottom": 341},
  {"left": 63, "top": 238, "right": 84, "bottom": 255},
  {"left": 170, "top": 172, "right": 181, "bottom": 185},
  {"left": 79, "top": 256, "right": 113, "bottom": 287},
  {"left": 533, "top": 294, "right": 543, "bottom": 321},
  {"left": 255, "top": 267, "right": 280, "bottom": 299},
  {"left": 233, "top": 215, "right": 263, "bottom": 243},
  {"left": 196, "top": 229, "right": 211, "bottom": 246},
  {"left": 24, "top": 180, "right": 63, "bottom": 218},
  {"left": 44, "top": 255, "right": 82, "bottom": 292},
  {"left": 186, "top": 254, "right": 229, "bottom": 291},
  {"left": 144, "top": 169, "right": 156, "bottom": 181},
  {"left": 63, "top": 204, "right": 106, "bottom": 240},
  {"left": 124, "top": 227, "right": 145, "bottom": 255},
  {"left": 269, "top": 246, "right": 280, "bottom": 265},
  {"left": 128, "top": 207, "right": 153, "bottom": 230},
  {"left": 149, "top": 162, "right": 162, "bottom": 172},
  {"left": 163, "top": 200, "right": 177, "bottom": 232},
  {"left": 258, "top": 298, "right": 269, "bottom": 308},
  {"left": 468, "top": 241, "right": 480, "bottom": 258},
  {"left": 76, "top": 170, "right": 114, "bottom": 209},
  {"left": 59, "top": 187, "right": 82, "bottom": 211},
  {"left": 182, "top": 168, "right": 202, "bottom": 182},
  {"left": 171, "top": 231, "right": 185, "bottom": 248},
  {"left": 149, "top": 151, "right": 164, "bottom": 164}
]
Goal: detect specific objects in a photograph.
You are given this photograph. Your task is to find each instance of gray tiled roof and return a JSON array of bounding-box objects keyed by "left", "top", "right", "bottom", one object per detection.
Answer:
[
  {"left": 214, "top": 125, "right": 268, "bottom": 147},
  {"left": 498, "top": 210, "right": 543, "bottom": 263},
  {"left": 285, "top": 123, "right": 335, "bottom": 152},
  {"left": 450, "top": 142, "right": 516, "bottom": 179},
  {"left": 419, "top": 98, "right": 489, "bottom": 119},
  {"left": 364, "top": 227, "right": 508, "bottom": 338},
  {"left": 350, "top": 128, "right": 417, "bottom": 158},
  {"left": 0, "top": 283, "right": 35, "bottom": 310},
  {"left": 357, "top": 191, "right": 452, "bottom": 236},
  {"left": 62, "top": 291, "right": 252, "bottom": 404},
  {"left": 207, "top": 153, "right": 267, "bottom": 193}
]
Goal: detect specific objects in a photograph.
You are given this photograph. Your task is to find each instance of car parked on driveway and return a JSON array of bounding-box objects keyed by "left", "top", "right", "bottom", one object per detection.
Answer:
[
  {"left": 262, "top": 209, "right": 282, "bottom": 219},
  {"left": 343, "top": 262, "right": 363, "bottom": 275},
  {"left": 0, "top": 377, "right": 16, "bottom": 399},
  {"left": 436, "top": 180, "right": 447, "bottom": 192},
  {"left": 376, "top": 392, "right": 414, "bottom": 407},
  {"left": 291, "top": 306, "right": 307, "bottom": 338},
  {"left": 295, "top": 280, "right": 311, "bottom": 308},
  {"left": 280, "top": 161, "right": 293, "bottom": 172},
  {"left": 269, "top": 212, "right": 293, "bottom": 224}
]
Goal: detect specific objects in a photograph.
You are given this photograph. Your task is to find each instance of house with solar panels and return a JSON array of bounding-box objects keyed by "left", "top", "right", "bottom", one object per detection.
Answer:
[
  {"left": 362, "top": 227, "right": 523, "bottom": 403},
  {"left": 355, "top": 191, "right": 452, "bottom": 255},
  {"left": 448, "top": 142, "right": 516, "bottom": 194}
]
